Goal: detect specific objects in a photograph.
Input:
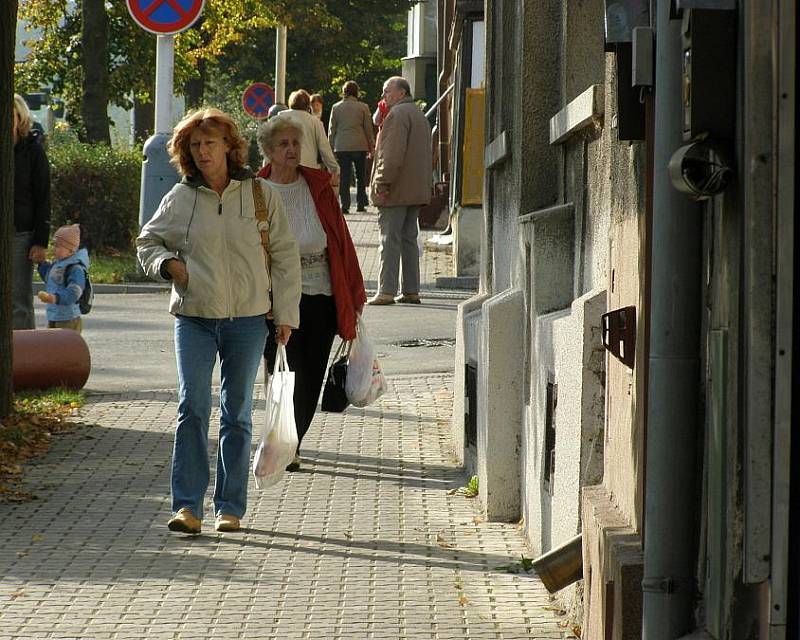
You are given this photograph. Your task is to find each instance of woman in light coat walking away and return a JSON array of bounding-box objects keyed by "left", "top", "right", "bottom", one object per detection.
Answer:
[{"left": 328, "top": 81, "right": 375, "bottom": 214}]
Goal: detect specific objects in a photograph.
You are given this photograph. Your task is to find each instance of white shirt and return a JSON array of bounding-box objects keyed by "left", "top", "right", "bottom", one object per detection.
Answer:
[{"left": 266, "top": 175, "right": 332, "bottom": 296}]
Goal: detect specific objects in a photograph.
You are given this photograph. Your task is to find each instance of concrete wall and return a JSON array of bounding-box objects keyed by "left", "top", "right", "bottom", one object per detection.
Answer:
[
  {"left": 579, "top": 53, "right": 647, "bottom": 640},
  {"left": 453, "top": 206, "right": 482, "bottom": 276},
  {"left": 455, "top": 2, "right": 646, "bottom": 631},
  {"left": 477, "top": 289, "right": 525, "bottom": 521},
  {"left": 453, "top": 293, "right": 491, "bottom": 470},
  {"left": 523, "top": 289, "right": 607, "bottom": 617}
]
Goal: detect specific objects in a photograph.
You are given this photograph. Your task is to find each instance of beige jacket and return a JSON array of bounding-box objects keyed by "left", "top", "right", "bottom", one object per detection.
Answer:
[
  {"left": 137, "top": 174, "right": 302, "bottom": 327},
  {"left": 369, "top": 97, "right": 432, "bottom": 207},
  {"left": 275, "top": 109, "right": 339, "bottom": 175},
  {"left": 328, "top": 96, "right": 375, "bottom": 153}
]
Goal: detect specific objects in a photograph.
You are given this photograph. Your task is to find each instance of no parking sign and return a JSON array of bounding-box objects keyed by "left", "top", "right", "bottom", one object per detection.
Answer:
[
  {"left": 126, "top": 0, "right": 205, "bottom": 35},
  {"left": 242, "top": 83, "right": 275, "bottom": 120}
]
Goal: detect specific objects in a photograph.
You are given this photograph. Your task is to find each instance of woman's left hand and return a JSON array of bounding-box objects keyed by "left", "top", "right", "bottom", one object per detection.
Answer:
[{"left": 275, "top": 324, "right": 293, "bottom": 345}]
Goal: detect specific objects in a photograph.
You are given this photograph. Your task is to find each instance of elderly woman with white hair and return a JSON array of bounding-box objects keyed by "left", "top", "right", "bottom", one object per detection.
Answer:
[{"left": 256, "top": 116, "right": 366, "bottom": 471}]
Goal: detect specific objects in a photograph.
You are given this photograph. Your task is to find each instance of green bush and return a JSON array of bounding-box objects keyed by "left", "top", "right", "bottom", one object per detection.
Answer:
[{"left": 48, "top": 141, "right": 141, "bottom": 252}]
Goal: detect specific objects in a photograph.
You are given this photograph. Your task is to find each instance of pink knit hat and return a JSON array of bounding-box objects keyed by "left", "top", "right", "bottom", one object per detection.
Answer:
[{"left": 53, "top": 224, "right": 81, "bottom": 253}]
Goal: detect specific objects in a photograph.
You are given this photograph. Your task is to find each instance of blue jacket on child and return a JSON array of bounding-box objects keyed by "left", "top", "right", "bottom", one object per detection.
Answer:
[{"left": 37, "top": 248, "right": 90, "bottom": 322}]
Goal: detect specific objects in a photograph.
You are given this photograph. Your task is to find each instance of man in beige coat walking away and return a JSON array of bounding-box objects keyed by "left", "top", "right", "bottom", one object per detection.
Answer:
[{"left": 368, "top": 76, "right": 432, "bottom": 305}]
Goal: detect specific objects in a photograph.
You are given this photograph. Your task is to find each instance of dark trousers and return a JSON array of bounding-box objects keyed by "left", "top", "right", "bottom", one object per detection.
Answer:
[
  {"left": 335, "top": 150, "right": 368, "bottom": 211},
  {"left": 264, "top": 294, "right": 338, "bottom": 449}
]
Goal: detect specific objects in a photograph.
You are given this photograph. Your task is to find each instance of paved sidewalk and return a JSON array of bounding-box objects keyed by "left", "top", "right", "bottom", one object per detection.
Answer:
[
  {"left": 1, "top": 211, "right": 566, "bottom": 638},
  {"left": 0, "top": 375, "right": 565, "bottom": 639}
]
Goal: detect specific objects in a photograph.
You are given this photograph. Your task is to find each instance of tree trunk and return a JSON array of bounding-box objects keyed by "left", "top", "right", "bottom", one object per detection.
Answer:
[
  {"left": 0, "top": 0, "right": 19, "bottom": 417},
  {"left": 81, "top": 0, "right": 111, "bottom": 144},
  {"left": 184, "top": 58, "right": 207, "bottom": 110},
  {"left": 133, "top": 95, "right": 155, "bottom": 144}
]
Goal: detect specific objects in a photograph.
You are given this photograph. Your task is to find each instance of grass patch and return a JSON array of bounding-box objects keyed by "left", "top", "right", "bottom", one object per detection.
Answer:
[
  {"left": 14, "top": 388, "right": 84, "bottom": 415},
  {"left": 495, "top": 555, "right": 535, "bottom": 574},
  {"left": 88, "top": 250, "right": 138, "bottom": 284},
  {"left": 41, "top": 245, "right": 140, "bottom": 285},
  {"left": 462, "top": 475, "right": 479, "bottom": 497},
  {"left": 448, "top": 475, "right": 480, "bottom": 498},
  {"left": 0, "top": 388, "right": 86, "bottom": 502}
]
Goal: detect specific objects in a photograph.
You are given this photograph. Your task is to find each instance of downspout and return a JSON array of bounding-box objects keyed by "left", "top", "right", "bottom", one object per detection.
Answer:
[{"left": 641, "top": 0, "right": 703, "bottom": 637}]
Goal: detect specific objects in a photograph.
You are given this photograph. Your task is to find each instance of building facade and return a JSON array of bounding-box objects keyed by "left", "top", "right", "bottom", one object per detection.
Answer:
[{"left": 437, "top": 0, "right": 798, "bottom": 636}]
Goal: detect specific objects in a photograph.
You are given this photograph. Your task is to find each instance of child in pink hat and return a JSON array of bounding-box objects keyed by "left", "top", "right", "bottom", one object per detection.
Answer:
[{"left": 36, "top": 224, "right": 90, "bottom": 332}]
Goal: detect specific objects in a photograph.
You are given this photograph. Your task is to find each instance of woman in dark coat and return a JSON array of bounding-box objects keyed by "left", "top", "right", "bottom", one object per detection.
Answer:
[{"left": 12, "top": 94, "right": 51, "bottom": 329}]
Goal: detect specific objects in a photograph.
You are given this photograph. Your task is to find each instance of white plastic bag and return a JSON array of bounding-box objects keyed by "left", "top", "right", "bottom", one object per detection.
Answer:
[
  {"left": 253, "top": 344, "right": 297, "bottom": 489},
  {"left": 346, "top": 315, "right": 386, "bottom": 407}
]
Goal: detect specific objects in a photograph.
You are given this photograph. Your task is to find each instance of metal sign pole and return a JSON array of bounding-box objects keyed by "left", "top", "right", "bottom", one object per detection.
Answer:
[
  {"left": 275, "top": 26, "right": 287, "bottom": 105},
  {"left": 127, "top": 0, "right": 203, "bottom": 234},
  {"left": 138, "top": 35, "right": 179, "bottom": 233},
  {"left": 155, "top": 35, "right": 174, "bottom": 133}
]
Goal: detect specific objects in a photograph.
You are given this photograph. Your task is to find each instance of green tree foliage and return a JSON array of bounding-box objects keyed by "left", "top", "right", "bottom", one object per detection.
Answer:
[
  {"left": 17, "top": 0, "right": 153, "bottom": 133},
  {"left": 16, "top": 0, "right": 278, "bottom": 133},
  {"left": 214, "top": 0, "right": 412, "bottom": 116},
  {"left": 16, "top": 0, "right": 416, "bottom": 136}
]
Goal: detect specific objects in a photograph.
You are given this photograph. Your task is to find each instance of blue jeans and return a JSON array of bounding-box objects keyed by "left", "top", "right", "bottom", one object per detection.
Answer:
[{"left": 173, "top": 314, "right": 267, "bottom": 520}]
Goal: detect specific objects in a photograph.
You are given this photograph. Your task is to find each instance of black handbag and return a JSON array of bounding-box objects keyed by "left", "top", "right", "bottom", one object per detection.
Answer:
[{"left": 321, "top": 341, "right": 350, "bottom": 412}]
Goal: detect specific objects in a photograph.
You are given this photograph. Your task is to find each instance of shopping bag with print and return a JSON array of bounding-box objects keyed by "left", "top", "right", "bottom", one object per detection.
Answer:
[
  {"left": 253, "top": 344, "right": 297, "bottom": 489},
  {"left": 346, "top": 315, "right": 386, "bottom": 408}
]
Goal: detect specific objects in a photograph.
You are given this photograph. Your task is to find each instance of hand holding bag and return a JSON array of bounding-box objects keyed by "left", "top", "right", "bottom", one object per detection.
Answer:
[
  {"left": 346, "top": 315, "right": 386, "bottom": 408},
  {"left": 253, "top": 344, "right": 297, "bottom": 489},
  {"left": 321, "top": 340, "right": 350, "bottom": 412}
]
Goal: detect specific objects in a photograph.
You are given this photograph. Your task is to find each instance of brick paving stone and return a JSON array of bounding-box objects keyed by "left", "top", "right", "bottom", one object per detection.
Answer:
[{"left": 1, "top": 337, "right": 568, "bottom": 638}]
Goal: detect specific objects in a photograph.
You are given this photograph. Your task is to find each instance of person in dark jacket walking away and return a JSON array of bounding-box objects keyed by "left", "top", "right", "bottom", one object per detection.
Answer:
[{"left": 12, "top": 94, "right": 51, "bottom": 329}]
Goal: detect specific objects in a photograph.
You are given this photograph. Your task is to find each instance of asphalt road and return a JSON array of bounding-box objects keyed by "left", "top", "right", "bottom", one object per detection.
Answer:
[{"left": 34, "top": 292, "right": 462, "bottom": 393}]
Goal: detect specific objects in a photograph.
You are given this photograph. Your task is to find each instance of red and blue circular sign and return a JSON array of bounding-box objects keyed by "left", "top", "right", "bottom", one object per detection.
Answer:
[
  {"left": 242, "top": 83, "right": 275, "bottom": 120},
  {"left": 127, "top": 0, "right": 205, "bottom": 35}
]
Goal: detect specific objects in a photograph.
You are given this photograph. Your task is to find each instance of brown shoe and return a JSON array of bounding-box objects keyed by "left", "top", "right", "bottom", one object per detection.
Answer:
[
  {"left": 168, "top": 508, "right": 201, "bottom": 534},
  {"left": 367, "top": 293, "right": 396, "bottom": 306},
  {"left": 214, "top": 514, "right": 241, "bottom": 532},
  {"left": 395, "top": 293, "right": 421, "bottom": 304}
]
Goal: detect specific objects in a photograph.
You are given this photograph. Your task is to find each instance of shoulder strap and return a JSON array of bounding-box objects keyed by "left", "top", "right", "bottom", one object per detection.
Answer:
[
  {"left": 252, "top": 178, "right": 271, "bottom": 271},
  {"left": 64, "top": 263, "right": 87, "bottom": 278}
]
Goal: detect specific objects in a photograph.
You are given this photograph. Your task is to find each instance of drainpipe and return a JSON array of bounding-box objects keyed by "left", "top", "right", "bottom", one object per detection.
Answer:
[{"left": 641, "top": 0, "right": 703, "bottom": 637}]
